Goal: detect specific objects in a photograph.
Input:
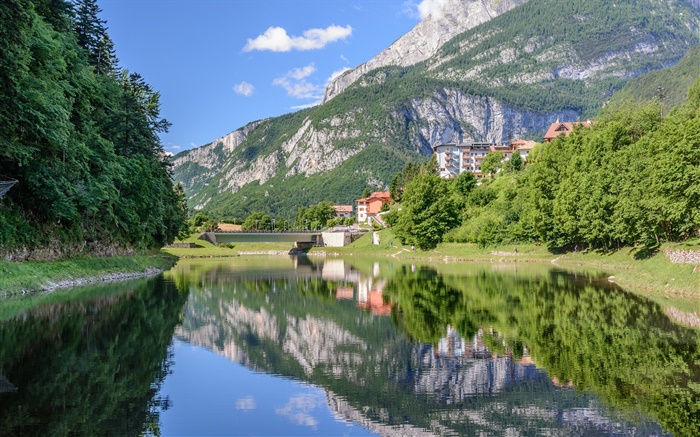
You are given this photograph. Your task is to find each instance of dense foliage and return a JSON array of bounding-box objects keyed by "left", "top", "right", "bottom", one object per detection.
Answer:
[
  {"left": 611, "top": 43, "right": 700, "bottom": 112},
  {"left": 390, "top": 77, "right": 700, "bottom": 250},
  {"left": 0, "top": 0, "right": 186, "bottom": 258}
]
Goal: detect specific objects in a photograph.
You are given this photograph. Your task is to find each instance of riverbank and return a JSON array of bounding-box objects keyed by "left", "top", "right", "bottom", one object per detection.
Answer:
[
  {"left": 0, "top": 253, "right": 177, "bottom": 296},
  {"left": 325, "top": 230, "right": 700, "bottom": 312},
  {"left": 162, "top": 230, "right": 699, "bottom": 314}
]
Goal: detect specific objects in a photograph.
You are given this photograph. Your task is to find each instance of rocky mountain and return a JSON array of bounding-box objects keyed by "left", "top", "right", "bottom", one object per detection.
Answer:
[
  {"left": 172, "top": 0, "right": 700, "bottom": 219},
  {"left": 322, "top": 0, "right": 528, "bottom": 102}
]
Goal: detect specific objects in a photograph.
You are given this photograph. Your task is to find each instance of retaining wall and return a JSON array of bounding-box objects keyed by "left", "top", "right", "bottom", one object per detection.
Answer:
[{"left": 664, "top": 249, "right": 700, "bottom": 264}]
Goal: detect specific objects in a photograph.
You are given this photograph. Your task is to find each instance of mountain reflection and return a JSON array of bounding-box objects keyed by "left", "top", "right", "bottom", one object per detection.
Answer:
[{"left": 167, "top": 257, "right": 699, "bottom": 436}]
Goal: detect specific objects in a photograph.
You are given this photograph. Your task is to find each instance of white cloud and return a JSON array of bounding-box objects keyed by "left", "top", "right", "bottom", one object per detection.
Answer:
[
  {"left": 235, "top": 396, "right": 256, "bottom": 411},
  {"left": 288, "top": 64, "right": 316, "bottom": 80},
  {"left": 404, "top": 0, "right": 449, "bottom": 20},
  {"left": 327, "top": 67, "right": 351, "bottom": 84},
  {"left": 273, "top": 64, "right": 323, "bottom": 99},
  {"left": 233, "top": 81, "right": 255, "bottom": 97},
  {"left": 273, "top": 77, "right": 321, "bottom": 99},
  {"left": 291, "top": 101, "right": 321, "bottom": 110},
  {"left": 244, "top": 25, "right": 352, "bottom": 52}
]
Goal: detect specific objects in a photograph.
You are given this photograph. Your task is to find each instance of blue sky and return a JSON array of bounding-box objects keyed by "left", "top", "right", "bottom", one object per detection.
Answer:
[{"left": 100, "top": 0, "right": 442, "bottom": 155}]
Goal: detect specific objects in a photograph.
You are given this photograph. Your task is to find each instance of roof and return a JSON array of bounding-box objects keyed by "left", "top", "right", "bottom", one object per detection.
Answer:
[
  {"left": 432, "top": 141, "right": 495, "bottom": 151},
  {"left": 544, "top": 121, "right": 593, "bottom": 141},
  {"left": 332, "top": 205, "right": 353, "bottom": 213},
  {"left": 511, "top": 139, "right": 537, "bottom": 150},
  {"left": 356, "top": 191, "right": 392, "bottom": 203}
]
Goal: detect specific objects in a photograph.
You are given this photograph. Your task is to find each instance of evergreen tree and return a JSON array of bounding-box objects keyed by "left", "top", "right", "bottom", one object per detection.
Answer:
[{"left": 73, "top": 0, "right": 116, "bottom": 75}]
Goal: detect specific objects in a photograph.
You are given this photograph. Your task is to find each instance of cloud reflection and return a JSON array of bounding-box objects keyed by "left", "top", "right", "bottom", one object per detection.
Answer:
[
  {"left": 275, "top": 393, "right": 322, "bottom": 429},
  {"left": 235, "top": 396, "right": 256, "bottom": 411}
]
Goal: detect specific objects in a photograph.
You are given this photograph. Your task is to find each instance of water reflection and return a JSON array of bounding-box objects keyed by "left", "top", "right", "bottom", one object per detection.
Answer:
[
  {"left": 0, "top": 276, "right": 188, "bottom": 436},
  {"left": 164, "top": 257, "right": 699, "bottom": 436},
  {"left": 0, "top": 257, "right": 696, "bottom": 436}
]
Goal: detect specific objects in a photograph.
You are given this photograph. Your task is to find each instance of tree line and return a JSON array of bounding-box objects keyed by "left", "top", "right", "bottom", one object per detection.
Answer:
[
  {"left": 386, "top": 77, "right": 700, "bottom": 251},
  {"left": 0, "top": 0, "right": 187, "bottom": 258}
]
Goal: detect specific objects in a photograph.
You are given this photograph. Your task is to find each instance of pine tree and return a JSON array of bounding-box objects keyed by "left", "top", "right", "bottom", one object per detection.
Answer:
[{"left": 73, "top": 0, "right": 117, "bottom": 74}]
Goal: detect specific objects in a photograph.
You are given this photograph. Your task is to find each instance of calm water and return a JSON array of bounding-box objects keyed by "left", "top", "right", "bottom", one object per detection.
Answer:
[{"left": 1, "top": 256, "right": 698, "bottom": 436}]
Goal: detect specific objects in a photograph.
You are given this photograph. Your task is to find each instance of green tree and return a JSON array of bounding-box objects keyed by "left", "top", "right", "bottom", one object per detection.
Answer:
[
  {"left": 509, "top": 151, "right": 524, "bottom": 172},
  {"left": 453, "top": 170, "right": 477, "bottom": 196},
  {"left": 242, "top": 212, "right": 271, "bottom": 230},
  {"left": 480, "top": 151, "right": 505, "bottom": 177},
  {"left": 393, "top": 173, "right": 460, "bottom": 250}
]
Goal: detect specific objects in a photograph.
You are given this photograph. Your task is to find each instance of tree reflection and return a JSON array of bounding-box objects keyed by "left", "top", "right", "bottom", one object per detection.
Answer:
[
  {"left": 0, "top": 276, "right": 189, "bottom": 436},
  {"left": 384, "top": 266, "right": 700, "bottom": 436}
]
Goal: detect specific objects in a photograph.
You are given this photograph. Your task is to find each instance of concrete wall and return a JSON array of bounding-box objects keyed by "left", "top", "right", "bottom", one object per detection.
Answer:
[
  {"left": 320, "top": 231, "right": 364, "bottom": 247},
  {"left": 321, "top": 232, "right": 352, "bottom": 247}
]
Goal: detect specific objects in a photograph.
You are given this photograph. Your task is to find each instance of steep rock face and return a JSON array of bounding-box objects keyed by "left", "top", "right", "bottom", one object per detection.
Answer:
[
  {"left": 405, "top": 89, "right": 580, "bottom": 152},
  {"left": 207, "top": 113, "right": 368, "bottom": 200},
  {"left": 172, "top": 121, "right": 262, "bottom": 194},
  {"left": 322, "top": 0, "right": 528, "bottom": 102}
]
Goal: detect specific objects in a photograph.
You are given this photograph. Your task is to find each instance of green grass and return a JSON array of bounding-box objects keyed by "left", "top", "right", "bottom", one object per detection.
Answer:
[
  {"left": 0, "top": 253, "right": 177, "bottom": 295},
  {"left": 162, "top": 233, "right": 295, "bottom": 258}
]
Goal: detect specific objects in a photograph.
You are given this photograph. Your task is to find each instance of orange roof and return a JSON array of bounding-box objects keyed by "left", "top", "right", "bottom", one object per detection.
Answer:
[
  {"left": 511, "top": 139, "right": 537, "bottom": 150},
  {"left": 356, "top": 191, "right": 392, "bottom": 204},
  {"left": 332, "top": 205, "right": 353, "bottom": 213},
  {"left": 544, "top": 121, "right": 592, "bottom": 141}
]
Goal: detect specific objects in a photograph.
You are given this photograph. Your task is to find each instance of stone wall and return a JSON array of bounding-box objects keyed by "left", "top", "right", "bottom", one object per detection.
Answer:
[{"left": 664, "top": 249, "right": 700, "bottom": 264}]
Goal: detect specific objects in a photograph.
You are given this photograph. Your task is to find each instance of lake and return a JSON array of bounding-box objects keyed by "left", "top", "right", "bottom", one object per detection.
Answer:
[{"left": 1, "top": 256, "right": 698, "bottom": 436}]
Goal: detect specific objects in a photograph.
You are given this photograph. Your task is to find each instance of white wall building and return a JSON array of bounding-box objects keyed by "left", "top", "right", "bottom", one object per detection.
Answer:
[{"left": 433, "top": 141, "right": 529, "bottom": 179}]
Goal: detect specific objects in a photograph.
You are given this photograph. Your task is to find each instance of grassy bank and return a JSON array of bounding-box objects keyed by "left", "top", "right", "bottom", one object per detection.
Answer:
[
  {"left": 0, "top": 253, "right": 177, "bottom": 296},
  {"left": 162, "top": 234, "right": 293, "bottom": 258},
  {"left": 321, "top": 230, "right": 700, "bottom": 312},
  {"left": 161, "top": 230, "right": 698, "bottom": 312}
]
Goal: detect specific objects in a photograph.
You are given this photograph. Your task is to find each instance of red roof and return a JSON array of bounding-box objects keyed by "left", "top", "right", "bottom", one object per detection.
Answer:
[
  {"left": 356, "top": 191, "right": 392, "bottom": 204},
  {"left": 332, "top": 205, "right": 353, "bottom": 213},
  {"left": 544, "top": 121, "right": 592, "bottom": 142}
]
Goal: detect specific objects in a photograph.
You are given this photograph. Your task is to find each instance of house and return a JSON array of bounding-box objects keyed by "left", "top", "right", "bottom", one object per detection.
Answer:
[
  {"left": 336, "top": 287, "right": 354, "bottom": 300},
  {"left": 543, "top": 120, "right": 593, "bottom": 142},
  {"left": 332, "top": 205, "right": 353, "bottom": 219},
  {"left": 356, "top": 191, "right": 392, "bottom": 223},
  {"left": 510, "top": 139, "right": 538, "bottom": 161}
]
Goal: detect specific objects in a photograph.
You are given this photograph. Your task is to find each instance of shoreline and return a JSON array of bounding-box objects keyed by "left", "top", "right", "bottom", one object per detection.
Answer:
[
  {"left": 3, "top": 238, "right": 697, "bottom": 327},
  {"left": 0, "top": 253, "right": 177, "bottom": 297}
]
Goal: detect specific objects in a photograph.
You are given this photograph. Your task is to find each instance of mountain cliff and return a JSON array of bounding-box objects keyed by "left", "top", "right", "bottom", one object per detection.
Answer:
[
  {"left": 172, "top": 0, "right": 700, "bottom": 219},
  {"left": 322, "top": 0, "right": 528, "bottom": 102}
]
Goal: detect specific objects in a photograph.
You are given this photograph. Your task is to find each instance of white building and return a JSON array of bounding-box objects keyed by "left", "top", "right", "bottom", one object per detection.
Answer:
[{"left": 433, "top": 141, "right": 528, "bottom": 179}]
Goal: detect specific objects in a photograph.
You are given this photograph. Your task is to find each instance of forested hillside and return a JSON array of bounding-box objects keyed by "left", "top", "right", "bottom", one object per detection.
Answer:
[
  {"left": 611, "top": 43, "right": 700, "bottom": 110},
  {"left": 173, "top": 0, "right": 700, "bottom": 221},
  {"left": 0, "top": 0, "right": 186, "bottom": 260},
  {"left": 388, "top": 77, "right": 700, "bottom": 251}
]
